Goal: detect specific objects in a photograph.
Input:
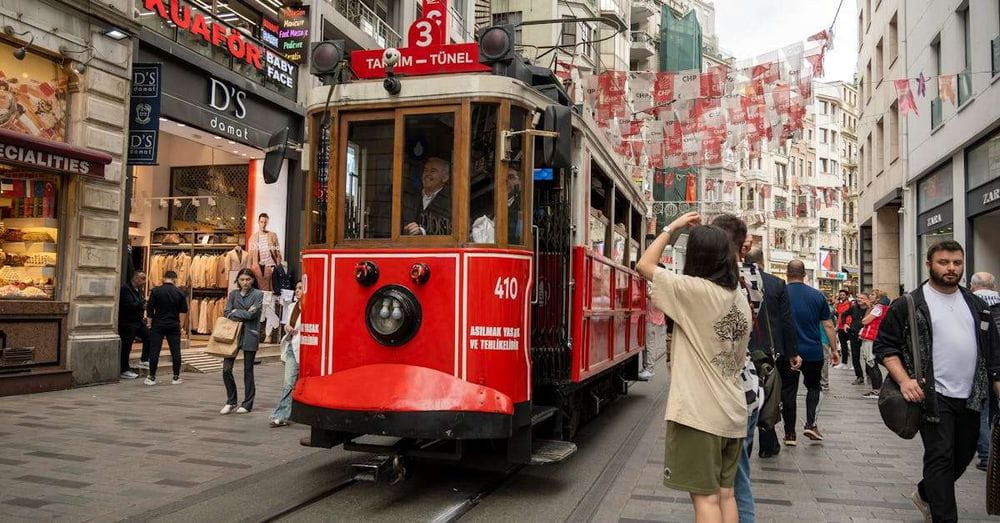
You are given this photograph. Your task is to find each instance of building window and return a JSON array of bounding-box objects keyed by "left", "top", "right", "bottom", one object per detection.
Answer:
[
  {"left": 820, "top": 128, "right": 828, "bottom": 143},
  {"left": 821, "top": 101, "right": 828, "bottom": 115},
  {"left": 866, "top": 60, "right": 872, "bottom": 99},
  {"left": 821, "top": 158, "right": 829, "bottom": 173},
  {"left": 959, "top": 5, "right": 971, "bottom": 70},
  {"left": 820, "top": 218, "right": 829, "bottom": 232},
  {"left": 582, "top": 22, "right": 595, "bottom": 62},
  {"left": 876, "top": 38, "right": 884, "bottom": 85},
  {"left": 832, "top": 160, "right": 839, "bottom": 176},
  {"left": 889, "top": 13, "right": 899, "bottom": 64},
  {"left": 831, "top": 130, "right": 838, "bottom": 147},
  {"left": 808, "top": 160, "right": 813, "bottom": 175},
  {"left": 876, "top": 117, "right": 884, "bottom": 174},
  {"left": 889, "top": 101, "right": 899, "bottom": 161},
  {"left": 493, "top": 12, "right": 523, "bottom": 44},
  {"left": 858, "top": 12, "right": 864, "bottom": 50},
  {"left": 561, "top": 16, "right": 577, "bottom": 48}
]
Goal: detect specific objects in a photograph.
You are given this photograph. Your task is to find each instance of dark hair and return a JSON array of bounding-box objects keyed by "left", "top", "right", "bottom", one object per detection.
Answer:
[
  {"left": 234, "top": 268, "right": 259, "bottom": 289},
  {"left": 163, "top": 270, "right": 177, "bottom": 279},
  {"left": 926, "top": 240, "right": 964, "bottom": 262},
  {"left": 682, "top": 225, "right": 739, "bottom": 290},
  {"left": 710, "top": 213, "right": 748, "bottom": 254},
  {"left": 786, "top": 259, "right": 806, "bottom": 279},
  {"left": 745, "top": 247, "right": 764, "bottom": 267},
  {"left": 258, "top": 213, "right": 269, "bottom": 219}
]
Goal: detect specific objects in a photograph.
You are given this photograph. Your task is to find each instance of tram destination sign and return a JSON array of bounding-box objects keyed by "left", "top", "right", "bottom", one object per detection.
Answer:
[{"left": 351, "top": 0, "right": 489, "bottom": 79}]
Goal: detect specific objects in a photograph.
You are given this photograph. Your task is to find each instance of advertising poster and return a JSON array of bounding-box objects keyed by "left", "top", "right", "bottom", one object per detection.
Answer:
[{"left": 0, "top": 41, "right": 67, "bottom": 141}]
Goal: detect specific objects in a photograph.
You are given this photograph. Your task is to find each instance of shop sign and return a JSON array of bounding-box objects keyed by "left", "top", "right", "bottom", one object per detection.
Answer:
[
  {"left": 0, "top": 128, "right": 110, "bottom": 177},
  {"left": 818, "top": 271, "right": 847, "bottom": 281},
  {"left": 279, "top": 6, "right": 310, "bottom": 64},
  {"left": 917, "top": 200, "right": 954, "bottom": 235},
  {"left": 261, "top": 17, "right": 280, "bottom": 49},
  {"left": 207, "top": 77, "right": 251, "bottom": 141},
  {"left": 968, "top": 177, "right": 1000, "bottom": 216},
  {"left": 351, "top": 0, "right": 489, "bottom": 79},
  {"left": 127, "top": 63, "right": 162, "bottom": 165}
]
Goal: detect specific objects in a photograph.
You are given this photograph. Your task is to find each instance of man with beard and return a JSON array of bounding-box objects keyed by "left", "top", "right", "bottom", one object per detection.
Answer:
[{"left": 874, "top": 241, "right": 1000, "bottom": 522}]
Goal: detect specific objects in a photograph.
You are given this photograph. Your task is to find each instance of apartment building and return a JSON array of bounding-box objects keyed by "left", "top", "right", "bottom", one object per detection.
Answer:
[
  {"left": 855, "top": 0, "right": 906, "bottom": 297},
  {"left": 903, "top": 0, "right": 1000, "bottom": 289}
]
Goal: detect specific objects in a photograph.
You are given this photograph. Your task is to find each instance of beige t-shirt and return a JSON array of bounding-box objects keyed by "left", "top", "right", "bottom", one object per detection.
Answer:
[{"left": 652, "top": 268, "right": 752, "bottom": 438}]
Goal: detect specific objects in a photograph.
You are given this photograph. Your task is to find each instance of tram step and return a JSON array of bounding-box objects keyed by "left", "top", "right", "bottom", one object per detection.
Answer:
[
  {"left": 530, "top": 406, "right": 558, "bottom": 426},
  {"left": 530, "top": 439, "right": 577, "bottom": 465}
]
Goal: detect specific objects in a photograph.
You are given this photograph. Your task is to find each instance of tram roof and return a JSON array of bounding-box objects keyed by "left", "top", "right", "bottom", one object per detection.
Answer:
[{"left": 306, "top": 74, "right": 648, "bottom": 213}]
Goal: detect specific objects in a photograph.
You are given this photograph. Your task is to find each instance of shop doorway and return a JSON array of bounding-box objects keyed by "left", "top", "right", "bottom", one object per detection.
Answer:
[{"left": 972, "top": 209, "right": 1000, "bottom": 279}]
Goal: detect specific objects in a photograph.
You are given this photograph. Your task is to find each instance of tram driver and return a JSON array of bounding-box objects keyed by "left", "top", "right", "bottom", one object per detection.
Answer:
[
  {"left": 403, "top": 156, "right": 453, "bottom": 235},
  {"left": 470, "top": 166, "right": 523, "bottom": 243}
]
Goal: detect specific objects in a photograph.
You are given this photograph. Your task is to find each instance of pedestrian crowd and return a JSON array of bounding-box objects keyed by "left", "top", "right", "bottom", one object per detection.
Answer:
[
  {"left": 117, "top": 268, "right": 302, "bottom": 427},
  {"left": 639, "top": 212, "right": 1000, "bottom": 523}
]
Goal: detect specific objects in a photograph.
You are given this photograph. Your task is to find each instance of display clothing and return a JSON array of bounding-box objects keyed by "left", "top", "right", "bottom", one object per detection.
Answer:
[
  {"left": 650, "top": 268, "right": 752, "bottom": 439},
  {"left": 248, "top": 231, "right": 281, "bottom": 291}
]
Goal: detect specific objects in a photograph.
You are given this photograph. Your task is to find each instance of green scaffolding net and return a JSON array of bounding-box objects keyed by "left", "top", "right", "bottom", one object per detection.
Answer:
[{"left": 659, "top": 7, "right": 703, "bottom": 73}]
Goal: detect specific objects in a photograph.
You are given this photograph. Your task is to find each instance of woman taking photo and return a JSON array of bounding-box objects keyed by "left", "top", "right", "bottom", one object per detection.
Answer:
[
  {"left": 220, "top": 268, "right": 264, "bottom": 415},
  {"left": 270, "top": 281, "right": 303, "bottom": 427},
  {"left": 636, "top": 212, "right": 752, "bottom": 523}
]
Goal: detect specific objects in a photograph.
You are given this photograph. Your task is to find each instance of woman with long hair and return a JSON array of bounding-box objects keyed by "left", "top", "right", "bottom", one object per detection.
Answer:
[
  {"left": 270, "top": 281, "right": 303, "bottom": 427},
  {"left": 636, "top": 212, "right": 752, "bottom": 523},
  {"left": 220, "top": 268, "right": 264, "bottom": 415}
]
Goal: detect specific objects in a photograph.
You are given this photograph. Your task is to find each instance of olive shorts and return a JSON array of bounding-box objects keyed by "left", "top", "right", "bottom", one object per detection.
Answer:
[{"left": 663, "top": 421, "right": 743, "bottom": 495}]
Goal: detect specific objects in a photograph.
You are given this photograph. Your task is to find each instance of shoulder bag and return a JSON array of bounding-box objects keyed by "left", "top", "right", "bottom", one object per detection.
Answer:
[
  {"left": 877, "top": 293, "right": 923, "bottom": 440},
  {"left": 752, "top": 302, "right": 782, "bottom": 431},
  {"left": 204, "top": 316, "right": 243, "bottom": 358}
]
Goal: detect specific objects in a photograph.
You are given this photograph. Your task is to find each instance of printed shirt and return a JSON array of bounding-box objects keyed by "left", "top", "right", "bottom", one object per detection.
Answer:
[
  {"left": 738, "top": 263, "right": 764, "bottom": 412},
  {"left": 651, "top": 268, "right": 752, "bottom": 438}
]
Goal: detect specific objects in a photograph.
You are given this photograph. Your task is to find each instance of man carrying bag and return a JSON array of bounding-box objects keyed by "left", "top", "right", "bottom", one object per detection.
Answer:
[{"left": 873, "top": 241, "right": 1000, "bottom": 522}]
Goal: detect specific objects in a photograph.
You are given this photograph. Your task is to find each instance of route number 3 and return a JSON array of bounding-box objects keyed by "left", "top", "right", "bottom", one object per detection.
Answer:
[{"left": 494, "top": 277, "right": 519, "bottom": 300}]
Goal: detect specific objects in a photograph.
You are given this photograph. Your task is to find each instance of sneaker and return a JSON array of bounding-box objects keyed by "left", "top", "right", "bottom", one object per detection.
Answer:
[
  {"left": 637, "top": 369, "right": 655, "bottom": 380},
  {"left": 269, "top": 419, "right": 289, "bottom": 428},
  {"left": 835, "top": 363, "right": 848, "bottom": 370},
  {"left": 783, "top": 433, "right": 797, "bottom": 446},
  {"left": 852, "top": 377, "right": 865, "bottom": 385},
  {"left": 220, "top": 404, "right": 236, "bottom": 415},
  {"left": 910, "top": 490, "right": 932, "bottom": 522},
  {"left": 119, "top": 370, "right": 139, "bottom": 379},
  {"left": 236, "top": 407, "right": 249, "bottom": 414},
  {"left": 143, "top": 377, "right": 156, "bottom": 386},
  {"left": 171, "top": 376, "right": 183, "bottom": 385},
  {"left": 862, "top": 391, "right": 880, "bottom": 399},
  {"left": 821, "top": 384, "right": 830, "bottom": 392},
  {"left": 137, "top": 361, "right": 150, "bottom": 369},
  {"left": 803, "top": 425, "right": 824, "bottom": 441}
]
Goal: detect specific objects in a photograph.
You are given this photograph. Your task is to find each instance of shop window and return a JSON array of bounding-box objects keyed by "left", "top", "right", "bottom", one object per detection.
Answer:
[
  {"left": 170, "top": 164, "right": 248, "bottom": 230},
  {"left": 469, "top": 104, "right": 499, "bottom": 243},
  {"left": 967, "top": 133, "right": 1000, "bottom": 190},
  {"left": 0, "top": 170, "right": 60, "bottom": 300},
  {"left": 917, "top": 164, "right": 953, "bottom": 212},
  {"left": 344, "top": 119, "right": 394, "bottom": 239},
  {"left": 401, "top": 113, "right": 455, "bottom": 237}
]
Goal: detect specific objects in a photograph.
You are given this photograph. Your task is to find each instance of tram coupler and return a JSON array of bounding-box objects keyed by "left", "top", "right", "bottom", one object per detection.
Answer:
[{"left": 352, "top": 454, "right": 406, "bottom": 484}]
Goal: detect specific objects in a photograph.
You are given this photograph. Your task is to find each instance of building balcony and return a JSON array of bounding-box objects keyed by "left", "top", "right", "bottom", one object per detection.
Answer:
[
  {"left": 992, "top": 36, "right": 1000, "bottom": 77},
  {"left": 332, "top": 0, "right": 402, "bottom": 48},
  {"left": 630, "top": 31, "right": 657, "bottom": 60},
  {"left": 958, "top": 69, "right": 973, "bottom": 106},
  {"left": 631, "top": 0, "right": 658, "bottom": 20},
  {"left": 599, "top": 0, "right": 628, "bottom": 27},
  {"left": 931, "top": 97, "right": 943, "bottom": 130}
]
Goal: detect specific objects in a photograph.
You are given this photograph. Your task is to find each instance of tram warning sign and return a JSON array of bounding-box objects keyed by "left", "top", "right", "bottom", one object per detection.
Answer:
[{"left": 351, "top": 0, "right": 489, "bottom": 79}]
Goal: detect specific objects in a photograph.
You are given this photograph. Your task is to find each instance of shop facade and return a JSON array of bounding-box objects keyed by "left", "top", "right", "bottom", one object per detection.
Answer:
[
  {"left": 126, "top": 0, "right": 306, "bottom": 350},
  {"left": 966, "top": 130, "right": 1000, "bottom": 278},
  {"left": 0, "top": 2, "right": 134, "bottom": 395},
  {"left": 915, "top": 164, "right": 954, "bottom": 284}
]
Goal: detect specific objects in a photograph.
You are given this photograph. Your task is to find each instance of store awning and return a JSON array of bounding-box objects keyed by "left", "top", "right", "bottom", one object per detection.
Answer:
[{"left": 0, "top": 128, "right": 113, "bottom": 178}]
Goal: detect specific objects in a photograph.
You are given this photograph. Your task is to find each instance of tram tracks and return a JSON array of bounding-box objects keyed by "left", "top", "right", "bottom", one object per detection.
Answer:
[{"left": 255, "top": 476, "right": 358, "bottom": 523}]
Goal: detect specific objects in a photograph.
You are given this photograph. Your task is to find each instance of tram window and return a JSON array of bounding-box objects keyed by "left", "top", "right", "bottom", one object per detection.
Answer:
[
  {"left": 401, "top": 113, "right": 455, "bottom": 236},
  {"left": 344, "top": 120, "right": 394, "bottom": 239},
  {"left": 613, "top": 188, "right": 629, "bottom": 264},
  {"left": 469, "top": 104, "right": 498, "bottom": 243},
  {"left": 508, "top": 107, "right": 527, "bottom": 245},
  {"left": 590, "top": 169, "right": 610, "bottom": 257}
]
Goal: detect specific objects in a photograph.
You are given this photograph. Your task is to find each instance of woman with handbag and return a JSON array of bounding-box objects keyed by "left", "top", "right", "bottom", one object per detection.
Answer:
[
  {"left": 220, "top": 268, "right": 264, "bottom": 415},
  {"left": 270, "top": 282, "right": 303, "bottom": 427}
]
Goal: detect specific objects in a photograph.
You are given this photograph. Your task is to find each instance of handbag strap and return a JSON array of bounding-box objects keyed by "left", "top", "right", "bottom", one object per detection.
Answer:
[{"left": 904, "top": 293, "right": 923, "bottom": 381}]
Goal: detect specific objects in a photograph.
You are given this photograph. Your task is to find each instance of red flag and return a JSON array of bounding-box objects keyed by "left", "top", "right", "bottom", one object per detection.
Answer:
[
  {"left": 685, "top": 172, "right": 698, "bottom": 202},
  {"left": 808, "top": 29, "right": 830, "bottom": 45},
  {"left": 894, "top": 79, "right": 919, "bottom": 115},
  {"left": 805, "top": 47, "right": 825, "bottom": 78}
]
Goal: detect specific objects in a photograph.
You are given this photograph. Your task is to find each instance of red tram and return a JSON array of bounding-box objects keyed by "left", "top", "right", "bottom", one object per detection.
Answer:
[{"left": 291, "top": 15, "right": 649, "bottom": 476}]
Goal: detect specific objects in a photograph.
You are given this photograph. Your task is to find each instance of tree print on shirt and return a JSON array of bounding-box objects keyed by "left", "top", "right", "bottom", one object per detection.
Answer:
[{"left": 710, "top": 302, "right": 749, "bottom": 378}]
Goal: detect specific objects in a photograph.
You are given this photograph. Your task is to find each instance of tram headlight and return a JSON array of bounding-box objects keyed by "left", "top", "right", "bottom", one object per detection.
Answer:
[{"left": 365, "top": 285, "right": 421, "bottom": 346}]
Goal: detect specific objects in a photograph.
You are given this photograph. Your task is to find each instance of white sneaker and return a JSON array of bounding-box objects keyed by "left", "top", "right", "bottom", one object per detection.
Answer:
[
  {"left": 171, "top": 376, "right": 183, "bottom": 385},
  {"left": 236, "top": 407, "right": 249, "bottom": 414},
  {"left": 137, "top": 361, "right": 150, "bottom": 369},
  {"left": 120, "top": 371, "right": 139, "bottom": 379},
  {"left": 637, "top": 369, "right": 655, "bottom": 380},
  {"left": 220, "top": 404, "right": 236, "bottom": 415},
  {"left": 143, "top": 377, "right": 156, "bottom": 386}
]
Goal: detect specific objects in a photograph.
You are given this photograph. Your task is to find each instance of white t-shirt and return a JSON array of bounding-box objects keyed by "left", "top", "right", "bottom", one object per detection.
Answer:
[
  {"left": 652, "top": 268, "right": 752, "bottom": 438},
  {"left": 923, "top": 283, "right": 977, "bottom": 399}
]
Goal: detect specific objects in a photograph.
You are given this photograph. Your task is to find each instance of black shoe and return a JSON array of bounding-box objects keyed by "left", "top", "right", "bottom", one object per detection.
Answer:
[
  {"left": 852, "top": 377, "right": 865, "bottom": 385},
  {"left": 759, "top": 450, "right": 779, "bottom": 458},
  {"left": 977, "top": 461, "right": 988, "bottom": 471}
]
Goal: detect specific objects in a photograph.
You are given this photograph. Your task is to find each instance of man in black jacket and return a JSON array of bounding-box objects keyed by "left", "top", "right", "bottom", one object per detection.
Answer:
[
  {"left": 402, "top": 157, "right": 452, "bottom": 236},
  {"left": 874, "top": 241, "right": 1000, "bottom": 522},
  {"left": 146, "top": 270, "right": 189, "bottom": 386},
  {"left": 745, "top": 249, "right": 800, "bottom": 457},
  {"left": 118, "top": 271, "right": 149, "bottom": 380},
  {"left": 846, "top": 296, "right": 868, "bottom": 384}
]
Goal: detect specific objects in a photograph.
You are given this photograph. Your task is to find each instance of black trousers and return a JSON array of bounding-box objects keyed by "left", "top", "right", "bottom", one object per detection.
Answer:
[
  {"left": 837, "top": 330, "right": 851, "bottom": 365},
  {"left": 119, "top": 323, "right": 150, "bottom": 373},
  {"left": 149, "top": 325, "right": 182, "bottom": 379},
  {"left": 918, "top": 394, "right": 979, "bottom": 523},
  {"left": 849, "top": 335, "right": 863, "bottom": 379},
  {"left": 866, "top": 363, "right": 884, "bottom": 389},
  {"left": 800, "top": 360, "right": 823, "bottom": 427},
  {"left": 223, "top": 352, "right": 256, "bottom": 410},
  {"left": 777, "top": 356, "right": 801, "bottom": 435}
]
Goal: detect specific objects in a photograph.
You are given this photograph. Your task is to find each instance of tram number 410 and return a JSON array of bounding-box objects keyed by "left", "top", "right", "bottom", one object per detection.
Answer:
[{"left": 494, "top": 277, "right": 519, "bottom": 300}]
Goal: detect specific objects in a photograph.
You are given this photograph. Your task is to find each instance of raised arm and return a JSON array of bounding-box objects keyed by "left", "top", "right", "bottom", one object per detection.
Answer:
[{"left": 637, "top": 212, "right": 701, "bottom": 280}]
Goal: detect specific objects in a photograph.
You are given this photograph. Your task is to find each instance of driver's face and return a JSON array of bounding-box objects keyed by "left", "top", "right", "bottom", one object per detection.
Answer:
[
  {"left": 422, "top": 159, "right": 450, "bottom": 193},
  {"left": 506, "top": 168, "right": 521, "bottom": 195}
]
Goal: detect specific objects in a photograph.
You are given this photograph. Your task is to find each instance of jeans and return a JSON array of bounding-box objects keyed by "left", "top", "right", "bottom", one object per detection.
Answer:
[
  {"left": 223, "top": 352, "right": 256, "bottom": 410},
  {"left": 837, "top": 330, "right": 851, "bottom": 365},
  {"left": 149, "top": 326, "right": 181, "bottom": 379},
  {"left": 820, "top": 345, "right": 830, "bottom": 389},
  {"left": 777, "top": 356, "right": 800, "bottom": 435},
  {"left": 800, "top": 360, "right": 824, "bottom": 427},
  {"left": 270, "top": 343, "right": 299, "bottom": 422},
  {"left": 918, "top": 394, "right": 979, "bottom": 523},
  {"left": 119, "top": 322, "right": 150, "bottom": 373},
  {"left": 979, "top": 400, "right": 991, "bottom": 465},
  {"left": 735, "top": 407, "right": 759, "bottom": 523},
  {"left": 849, "top": 335, "right": 863, "bottom": 379}
]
